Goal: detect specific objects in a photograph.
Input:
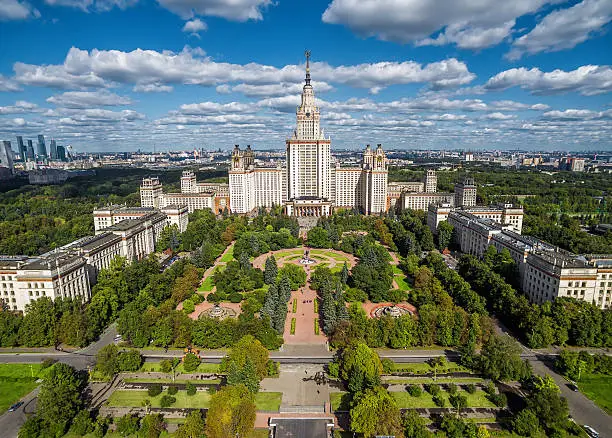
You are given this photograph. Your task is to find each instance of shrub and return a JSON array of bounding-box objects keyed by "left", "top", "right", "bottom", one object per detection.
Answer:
[
  {"left": 381, "top": 358, "right": 394, "bottom": 374},
  {"left": 186, "top": 382, "right": 196, "bottom": 396},
  {"left": 148, "top": 383, "right": 162, "bottom": 397},
  {"left": 40, "top": 358, "right": 57, "bottom": 369},
  {"left": 465, "top": 383, "right": 477, "bottom": 394},
  {"left": 160, "top": 360, "right": 172, "bottom": 374},
  {"left": 433, "top": 394, "right": 446, "bottom": 407},
  {"left": 228, "top": 293, "right": 243, "bottom": 303},
  {"left": 446, "top": 383, "right": 458, "bottom": 395},
  {"left": 266, "top": 360, "right": 280, "bottom": 377},
  {"left": 484, "top": 381, "right": 496, "bottom": 396},
  {"left": 160, "top": 395, "right": 176, "bottom": 408},
  {"left": 183, "top": 353, "right": 200, "bottom": 372},
  {"left": 182, "top": 299, "right": 195, "bottom": 314},
  {"left": 327, "top": 362, "right": 340, "bottom": 378},
  {"left": 407, "top": 384, "right": 422, "bottom": 397},
  {"left": 167, "top": 385, "right": 178, "bottom": 395},
  {"left": 207, "top": 293, "right": 221, "bottom": 303},
  {"left": 488, "top": 393, "right": 507, "bottom": 407},
  {"left": 426, "top": 383, "right": 441, "bottom": 396}
]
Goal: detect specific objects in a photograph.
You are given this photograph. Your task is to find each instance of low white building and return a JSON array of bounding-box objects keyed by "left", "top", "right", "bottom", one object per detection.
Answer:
[{"left": 94, "top": 205, "right": 189, "bottom": 233}]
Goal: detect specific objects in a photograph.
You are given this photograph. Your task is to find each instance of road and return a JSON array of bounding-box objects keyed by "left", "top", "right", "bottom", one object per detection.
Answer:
[{"left": 0, "top": 324, "right": 117, "bottom": 438}]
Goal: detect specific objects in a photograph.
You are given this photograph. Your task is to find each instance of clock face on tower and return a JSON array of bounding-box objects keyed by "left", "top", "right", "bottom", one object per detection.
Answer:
[{"left": 306, "top": 112, "right": 311, "bottom": 118}]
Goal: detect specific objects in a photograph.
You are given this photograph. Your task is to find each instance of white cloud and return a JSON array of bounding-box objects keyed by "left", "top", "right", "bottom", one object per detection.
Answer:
[
  {"left": 215, "top": 84, "right": 231, "bottom": 94},
  {"left": 182, "top": 18, "right": 207, "bottom": 35},
  {"left": 542, "top": 108, "right": 612, "bottom": 119},
  {"left": 156, "top": 0, "right": 273, "bottom": 21},
  {"left": 0, "top": 100, "right": 39, "bottom": 115},
  {"left": 178, "top": 101, "right": 256, "bottom": 115},
  {"left": 44, "top": 0, "right": 138, "bottom": 12},
  {"left": 0, "top": 74, "right": 22, "bottom": 91},
  {"left": 133, "top": 83, "right": 174, "bottom": 92},
  {"left": 46, "top": 90, "right": 132, "bottom": 108},
  {"left": 485, "top": 65, "right": 612, "bottom": 95},
  {"left": 231, "top": 81, "right": 334, "bottom": 97},
  {"left": 0, "top": 0, "right": 39, "bottom": 20},
  {"left": 485, "top": 112, "right": 515, "bottom": 120},
  {"left": 322, "top": 0, "right": 556, "bottom": 49},
  {"left": 11, "top": 47, "right": 475, "bottom": 92},
  {"left": 507, "top": 0, "right": 612, "bottom": 60}
]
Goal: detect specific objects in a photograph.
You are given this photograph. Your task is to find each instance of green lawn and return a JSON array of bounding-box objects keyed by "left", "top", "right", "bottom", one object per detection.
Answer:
[
  {"left": 392, "top": 265, "right": 403, "bottom": 275},
  {"left": 124, "top": 378, "right": 221, "bottom": 385},
  {"left": 219, "top": 246, "right": 234, "bottom": 263},
  {"left": 107, "top": 390, "right": 211, "bottom": 408},
  {"left": 391, "top": 390, "right": 497, "bottom": 409},
  {"left": 578, "top": 373, "right": 612, "bottom": 415},
  {"left": 384, "top": 377, "right": 484, "bottom": 384},
  {"left": 255, "top": 392, "right": 282, "bottom": 411},
  {"left": 390, "top": 361, "right": 468, "bottom": 374},
  {"left": 198, "top": 275, "right": 215, "bottom": 292},
  {"left": 330, "top": 392, "right": 352, "bottom": 411},
  {"left": 140, "top": 362, "right": 220, "bottom": 374},
  {"left": 0, "top": 363, "right": 51, "bottom": 414},
  {"left": 394, "top": 274, "right": 412, "bottom": 291}
]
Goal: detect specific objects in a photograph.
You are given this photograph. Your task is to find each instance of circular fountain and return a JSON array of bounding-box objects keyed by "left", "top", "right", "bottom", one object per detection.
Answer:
[
  {"left": 372, "top": 304, "right": 413, "bottom": 318},
  {"left": 299, "top": 248, "right": 316, "bottom": 265},
  {"left": 200, "top": 304, "right": 237, "bottom": 320}
]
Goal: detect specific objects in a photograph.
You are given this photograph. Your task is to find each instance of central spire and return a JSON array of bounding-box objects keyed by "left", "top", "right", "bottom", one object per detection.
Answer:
[{"left": 304, "top": 49, "right": 311, "bottom": 86}]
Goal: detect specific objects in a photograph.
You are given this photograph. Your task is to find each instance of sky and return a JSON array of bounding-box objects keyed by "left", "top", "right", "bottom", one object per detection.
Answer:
[{"left": 0, "top": 0, "right": 611, "bottom": 152}]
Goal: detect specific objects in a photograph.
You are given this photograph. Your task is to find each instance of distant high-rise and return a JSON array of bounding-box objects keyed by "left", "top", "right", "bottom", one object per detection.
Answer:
[
  {"left": 0, "top": 141, "right": 14, "bottom": 173},
  {"left": 454, "top": 177, "right": 477, "bottom": 207},
  {"left": 49, "top": 139, "right": 57, "bottom": 160},
  {"left": 16, "top": 136, "right": 26, "bottom": 161},
  {"left": 37, "top": 135, "right": 47, "bottom": 158},
  {"left": 26, "top": 140, "right": 35, "bottom": 160},
  {"left": 424, "top": 169, "right": 437, "bottom": 193},
  {"left": 56, "top": 145, "right": 66, "bottom": 161}
]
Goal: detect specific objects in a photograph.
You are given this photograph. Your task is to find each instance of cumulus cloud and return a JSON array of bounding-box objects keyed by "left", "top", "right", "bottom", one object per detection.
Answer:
[
  {"left": 44, "top": 0, "right": 138, "bottom": 12},
  {"left": 0, "top": 0, "right": 39, "bottom": 20},
  {"left": 485, "top": 65, "right": 612, "bottom": 95},
  {"left": 542, "top": 108, "right": 612, "bottom": 120},
  {"left": 182, "top": 18, "right": 207, "bottom": 35},
  {"left": 0, "top": 74, "right": 22, "bottom": 91},
  {"left": 10, "top": 46, "right": 475, "bottom": 92},
  {"left": 485, "top": 112, "right": 515, "bottom": 120},
  {"left": 46, "top": 90, "right": 132, "bottom": 108},
  {"left": 507, "top": 0, "right": 612, "bottom": 60},
  {"left": 133, "top": 83, "right": 173, "bottom": 92},
  {"left": 322, "top": 0, "right": 555, "bottom": 49},
  {"left": 0, "top": 100, "right": 39, "bottom": 115},
  {"left": 230, "top": 81, "right": 334, "bottom": 97},
  {"left": 179, "top": 101, "right": 256, "bottom": 115},
  {"left": 156, "top": 0, "right": 273, "bottom": 21}
]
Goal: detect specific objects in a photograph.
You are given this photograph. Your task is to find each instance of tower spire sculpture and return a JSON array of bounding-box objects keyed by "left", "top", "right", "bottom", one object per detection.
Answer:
[{"left": 305, "top": 50, "right": 311, "bottom": 86}]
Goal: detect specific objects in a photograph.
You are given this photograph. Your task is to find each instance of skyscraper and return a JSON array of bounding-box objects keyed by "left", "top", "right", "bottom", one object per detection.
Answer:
[
  {"left": 56, "top": 145, "right": 66, "bottom": 161},
  {"left": 49, "top": 139, "right": 57, "bottom": 160},
  {"left": 37, "top": 135, "right": 47, "bottom": 158},
  {"left": 0, "top": 141, "right": 14, "bottom": 173},
  {"left": 454, "top": 177, "right": 477, "bottom": 207},
  {"left": 26, "top": 140, "right": 35, "bottom": 161},
  {"left": 16, "top": 136, "right": 26, "bottom": 161}
]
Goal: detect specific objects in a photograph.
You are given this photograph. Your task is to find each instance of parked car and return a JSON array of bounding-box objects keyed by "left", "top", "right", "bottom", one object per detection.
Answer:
[
  {"left": 8, "top": 402, "right": 23, "bottom": 412},
  {"left": 583, "top": 425, "right": 599, "bottom": 438},
  {"left": 567, "top": 382, "right": 579, "bottom": 392}
]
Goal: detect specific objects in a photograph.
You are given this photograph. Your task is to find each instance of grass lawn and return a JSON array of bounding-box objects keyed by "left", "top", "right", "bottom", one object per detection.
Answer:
[
  {"left": 219, "top": 246, "right": 234, "bottom": 263},
  {"left": 123, "top": 378, "right": 221, "bottom": 385},
  {"left": 394, "top": 274, "right": 412, "bottom": 291},
  {"left": 0, "top": 363, "right": 52, "bottom": 414},
  {"left": 290, "top": 318, "right": 296, "bottom": 335},
  {"left": 330, "top": 392, "right": 352, "bottom": 411},
  {"left": 578, "top": 373, "right": 612, "bottom": 415},
  {"left": 384, "top": 377, "right": 484, "bottom": 384},
  {"left": 255, "top": 392, "right": 282, "bottom": 411},
  {"left": 391, "top": 389, "right": 497, "bottom": 409},
  {"left": 107, "top": 390, "right": 211, "bottom": 408},
  {"left": 391, "top": 361, "right": 468, "bottom": 374},
  {"left": 140, "top": 362, "right": 220, "bottom": 374},
  {"left": 392, "top": 265, "right": 403, "bottom": 275},
  {"left": 330, "top": 266, "right": 342, "bottom": 274},
  {"left": 198, "top": 275, "right": 215, "bottom": 292}
]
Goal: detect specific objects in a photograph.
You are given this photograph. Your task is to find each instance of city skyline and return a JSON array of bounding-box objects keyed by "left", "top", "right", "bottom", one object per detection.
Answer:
[{"left": 1, "top": 1, "right": 611, "bottom": 152}]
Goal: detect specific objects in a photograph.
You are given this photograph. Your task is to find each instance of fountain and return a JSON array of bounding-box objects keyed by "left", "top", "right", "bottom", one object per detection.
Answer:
[
  {"left": 200, "top": 304, "right": 237, "bottom": 320},
  {"left": 299, "top": 248, "right": 316, "bottom": 265},
  {"left": 372, "top": 304, "right": 413, "bottom": 319}
]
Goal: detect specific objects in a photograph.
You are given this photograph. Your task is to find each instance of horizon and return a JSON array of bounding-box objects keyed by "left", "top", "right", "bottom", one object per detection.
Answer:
[{"left": 0, "top": 0, "right": 611, "bottom": 152}]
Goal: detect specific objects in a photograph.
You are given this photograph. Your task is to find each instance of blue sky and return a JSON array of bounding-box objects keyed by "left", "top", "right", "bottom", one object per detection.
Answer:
[{"left": 0, "top": 0, "right": 611, "bottom": 152}]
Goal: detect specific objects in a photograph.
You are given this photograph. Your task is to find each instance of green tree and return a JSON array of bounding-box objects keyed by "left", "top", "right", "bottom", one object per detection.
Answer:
[
  {"left": 402, "top": 409, "right": 433, "bottom": 438},
  {"left": 221, "top": 335, "right": 269, "bottom": 379},
  {"left": 427, "top": 356, "right": 446, "bottom": 381},
  {"left": 118, "top": 349, "right": 142, "bottom": 372},
  {"left": 513, "top": 409, "right": 542, "bottom": 437},
  {"left": 437, "top": 221, "right": 454, "bottom": 250},
  {"left": 350, "top": 387, "right": 404, "bottom": 438},
  {"left": 227, "top": 358, "right": 260, "bottom": 393},
  {"left": 95, "top": 344, "right": 119, "bottom": 378},
  {"left": 18, "top": 297, "right": 57, "bottom": 347},
  {"left": 183, "top": 353, "right": 200, "bottom": 372},
  {"left": 277, "top": 264, "right": 307, "bottom": 290},
  {"left": 204, "top": 384, "right": 256, "bottom": 438},
  {"left": 175, "top": 410, "right": 206, "bottom": 438},
  {"left": 527, "top": 387, "right": 569, "bottom": 431},
  {"left": 340, "top": 262, "right": 350, "bottom": 285},
  {"left": 307, "top": 226, "right": 332, "bottom": 248},
  {"left": 449, "top": 393, "right": 468, "bottom": 417},
  {"left": 264, "top": 256, "right": 278, "bottom": 285},
  {"left": 478, "top": 334, "right": 529, "bottom": 381},
  {"left": 116, "top": 414, "right": 140, "bottom": 436},
  {"left": 139, "top": 413, "right": 166, "bottom": 438},
  {"left": 340, "top": 342, "right": 383, "bottom": 392}
]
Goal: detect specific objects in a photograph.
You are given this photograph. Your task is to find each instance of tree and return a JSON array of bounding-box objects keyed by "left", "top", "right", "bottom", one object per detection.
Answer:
[
  {"left": 427, "top": 356, "right": 446, "bottom": 381},
  {"left": 340, "top": 342, "right": 383, "bottom": 392},
  {"left": 350, "top": 387, "right": 404, "bottom": 438},
  {"left": 176, "top": 410, "right": 206, "bottom": 438},
  {"left": 264, "top": 256, "right": 278, "bottom": 285},
  {"left": 36, "top": 363, "right": 86, "bottom": 434},
  {"left": 148, "top": 383, "right": 162, "bottom": 397},
  {"left": 340, "top": 262, "right": 349, "bottom": 285},
  {"left": 513, "top": 409, "right": 542, "bottom": 437},
  {"left": 183, "top": 352, "right": 200, "bottom": 372},
  {"left": 221, "top": 335, "right": 269, "bottom": 379},
  {"left": 18, "top": 297, "right": 56, "bottom": 347},
  {"left": 140, "top": 414, "right": 166, "bottom": 438},
  {"left": 478, "top": 334, "right": 529, "bottom": 381},
  {"left": 205, "top": 384, "right": 256, "bottom": 438},
  {"left": 437, "top": 221, "right": 454, "bottom": 250},
  {"left": 186, "top": 382, "right": 197, "bottom": 396},
  {"left": 449, "top": 393, "right": 468, "bottom": 418},
  {"left": 307, "top": 227, "right": 332, "bottom": 248},
  {"left": 118, "top": 349, "right": 142, "bottom": 372},
  {"left": 96, "top": 344, "right": 119, "bottom": 378},
  {"left": 116, "top": 414, "right": 140, "bottom": 436},
  {"left": 226, "top": 358, "right": 260, "bottom": 393},
  {"left": 527, "top": 387, "right": 569, "bottom": 431},
  {"left": 402, "top": 409, "right": 433, "bottom": 438},
  {"left": 277, "top": 264, "right": 307, "bottom": 290},
  {"left": 160, "top": 395, "right": 176, "bottom": 407}
]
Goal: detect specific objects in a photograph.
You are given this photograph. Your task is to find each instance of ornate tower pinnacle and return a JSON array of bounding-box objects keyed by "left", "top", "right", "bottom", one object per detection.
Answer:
[{"left": 305, "top": 50, "right": 311, "bottom": 86}]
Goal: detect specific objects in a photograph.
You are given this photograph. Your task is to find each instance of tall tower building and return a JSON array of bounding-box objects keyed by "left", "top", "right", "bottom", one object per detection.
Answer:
[
  {"left": 454, "top": 177, "right": 477, "bottom": 207},
  {"left": 37, "top": 135, "right": 47, "bottom": 158},
  {"left": 425, "top": 169, "right": 437, "bottom": 193},
  {"left": 181, "top": 171, "right": 197, "bottom": 193},
  {"left": 49, "top": 139, "right": 58, "bottom": 160},
  {"left": 140, "top": 177, "right": 163, "bottom": 208},
  {"left": 286, "top": 51, "right": 331, "bottom": 203},
  {"left": 56, "top": 145, "right": 66, "bottom": 161},
  {"left": 0, "top": 141, "right": 14, "bottom": 173},
  {"left": 16, "top": 136, "right": 26, "bottom": 161},
  {"left": 26, "top": 140, "right": 35, "bottom": 161}
]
